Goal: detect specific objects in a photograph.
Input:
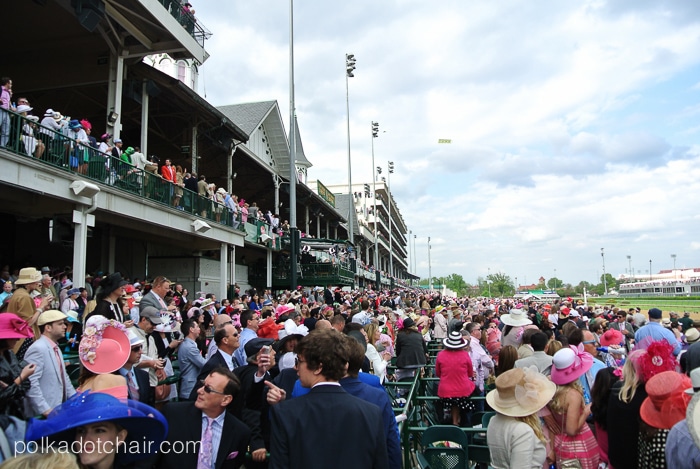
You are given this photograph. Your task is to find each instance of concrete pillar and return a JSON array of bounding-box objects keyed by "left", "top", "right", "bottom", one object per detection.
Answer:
[
  {"left": 266, "top": 248, "right": 273, "bottom": 290},
  {"left": 72, "top": 207, "right": 95, "bottom": 287},
  {"left": 220, "top": 243, "right": 228, "bottom": 301},
  {"left": 141, "top": 79, "right": 149, "bottom": 155},
  {"left": 108, "top": 228, "right": 116, "bottom": 274}
]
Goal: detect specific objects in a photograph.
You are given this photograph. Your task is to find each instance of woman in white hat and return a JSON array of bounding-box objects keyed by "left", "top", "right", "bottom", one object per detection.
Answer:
[
  {"left": 486, "top": 367, "right": 556, "bottom": 468},
  {"left": 499, "top": 308, "right": 532, "bottom": 349},
  {"left": 435, "top": 331, "right": 475, "bottom": 426}
]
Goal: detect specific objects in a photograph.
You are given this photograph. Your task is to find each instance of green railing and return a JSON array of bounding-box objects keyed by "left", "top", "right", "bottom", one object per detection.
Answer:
[
  {"left": 390, "top": 340, "right": 493, "bottom": 469},
  {"left": 1, "top": 110, "right": 241, "bottom": 231}
]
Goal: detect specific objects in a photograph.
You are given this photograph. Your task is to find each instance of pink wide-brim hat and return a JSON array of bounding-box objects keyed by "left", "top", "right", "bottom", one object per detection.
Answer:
[{"left": 550, "top": 345, "right": 594, "bottom": 386}]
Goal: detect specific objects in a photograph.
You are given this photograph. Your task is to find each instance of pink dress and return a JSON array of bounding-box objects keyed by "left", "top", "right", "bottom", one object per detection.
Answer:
[
  {"left": 77, "top": 385, "right": 128, "bottom": 400},
  {"left": 549, "top": 406, "right": 600, "bottom": 469}
]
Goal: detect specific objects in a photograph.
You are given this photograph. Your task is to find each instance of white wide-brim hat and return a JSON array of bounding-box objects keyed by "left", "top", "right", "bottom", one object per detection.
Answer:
[{"left": 500, "top": 308, "right": 532, "bottom": 327}]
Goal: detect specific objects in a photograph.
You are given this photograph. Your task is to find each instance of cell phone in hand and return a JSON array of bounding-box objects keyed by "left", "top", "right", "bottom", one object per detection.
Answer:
[{"left": 261, "top": 345, "right": 272, "bottom": 355}]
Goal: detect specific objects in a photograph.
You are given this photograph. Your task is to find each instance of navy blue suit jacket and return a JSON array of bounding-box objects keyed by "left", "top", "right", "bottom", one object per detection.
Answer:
[
  {"left": 270, "top": 384, "right": 389, "bottom": 469},
  {"left": 339, "top": 376, "right": 402, "bottom": 469}
]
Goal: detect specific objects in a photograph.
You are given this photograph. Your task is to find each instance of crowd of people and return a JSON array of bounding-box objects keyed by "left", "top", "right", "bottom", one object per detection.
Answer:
[{"left": 0, "top": 263, "right": 698, "bottom": 468}]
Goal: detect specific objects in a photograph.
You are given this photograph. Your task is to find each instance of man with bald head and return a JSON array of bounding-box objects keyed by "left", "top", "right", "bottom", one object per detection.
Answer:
[
  {"left": 315, "top": 319, "right": 332, "bottom": 330},
  {"left": 576, "top": 329, "right": 606, "bottom": 404},
  {"left": 206, "top": 313, "right": 234, "bottom": 359}
]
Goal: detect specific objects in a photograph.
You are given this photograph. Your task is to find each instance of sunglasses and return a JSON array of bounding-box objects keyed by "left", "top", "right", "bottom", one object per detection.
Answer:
[
  {"left": 202, "top": 384, "right": 226, "bottom": 395},
  {"left": 131, "top": 345, "right": 143, "bottom": 352}
]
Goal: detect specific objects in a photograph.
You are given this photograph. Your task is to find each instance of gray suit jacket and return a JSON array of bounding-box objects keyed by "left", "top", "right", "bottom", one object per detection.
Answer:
[
  {"left": 24, "top": 336, "right": 76, "bottom": 415},
  {"left": 139, "top": 291, "right": 165, "bottom": 313},
  {"left": 178, "top": 338, "right": 206, "bottom": 398},
  {"left": 514, "top": 351, "right": 553, "bottom": 376}
]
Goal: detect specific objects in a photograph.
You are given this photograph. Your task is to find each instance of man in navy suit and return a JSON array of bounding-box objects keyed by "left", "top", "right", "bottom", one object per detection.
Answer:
[
  {"left": 268, "top": 329, "right": 389, "bottom": 469},
  {"left": 190, "top": 324, "right": 241, "bottom": 399},
  {"left": 158, "top": 367, "right": 251, "bottom": 469}
]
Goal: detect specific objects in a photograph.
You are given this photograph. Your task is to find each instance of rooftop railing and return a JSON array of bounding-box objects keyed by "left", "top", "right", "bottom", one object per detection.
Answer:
[{"left": 157, "top": 0, "right": 212, "bottom": 47}]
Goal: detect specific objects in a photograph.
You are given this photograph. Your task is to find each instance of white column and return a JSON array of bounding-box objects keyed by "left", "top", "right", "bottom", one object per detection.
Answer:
[
  {"left": 72, "top": 207, "right": 95, "bottom": 286},
  {"left": 266, "top": 247, "right": 273, "bottom": 289},
  {"left": 219, "top": 243, "right": 228, "bottom": 301},
  {"left": 141, "top": 79, "right": 149, "bottom": 155}
]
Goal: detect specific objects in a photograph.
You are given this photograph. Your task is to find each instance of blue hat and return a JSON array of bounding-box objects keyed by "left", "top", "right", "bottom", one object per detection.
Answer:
[
  {"left": 649, "top": 308, "right": 663, "bottom": 319},
  {"left": 26, "top": 392, "right": 168, "bottom": 463},
  {"left": 68, "top": 119, "right": 82, "bottom": 130},
  {"left": 262, "top": 300, "right": 273, "bottom": 306},
  {"left": 67, "top": 288, "right": 80, "bottom": 296}
]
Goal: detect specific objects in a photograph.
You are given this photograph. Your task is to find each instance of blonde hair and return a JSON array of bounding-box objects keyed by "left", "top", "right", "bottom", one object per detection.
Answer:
[
  {"left": 515, "top": 413, "right": 547, "bottom": 444},
  {"left": 0, "top": 451, "right": 79, "bottom": 469},
  {"left": 364, "top": 323, "right": 379, "bottom": 344},
  {"left": 549, "top": 381, "right": 584, "bottom": 414},
  {"left": 546, "top": 339, "right": 562, "bottom": 356},
  {"left": 618, "top": 352, "right": 642, "bottom": 404}
]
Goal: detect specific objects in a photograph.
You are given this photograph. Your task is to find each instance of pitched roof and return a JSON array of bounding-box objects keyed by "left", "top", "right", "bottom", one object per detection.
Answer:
[{"left": 217, "top": 101, "right": 276, "bottom": 136}]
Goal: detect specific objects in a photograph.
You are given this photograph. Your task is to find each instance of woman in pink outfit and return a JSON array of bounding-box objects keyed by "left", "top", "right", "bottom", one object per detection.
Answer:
[{"left": 435, "top": 331, "right": 475, "bottom": 425}]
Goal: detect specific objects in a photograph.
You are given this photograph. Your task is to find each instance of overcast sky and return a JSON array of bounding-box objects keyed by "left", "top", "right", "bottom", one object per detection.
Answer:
[{"left": 192, "top": 0, "right": 700, "bottom": 287}]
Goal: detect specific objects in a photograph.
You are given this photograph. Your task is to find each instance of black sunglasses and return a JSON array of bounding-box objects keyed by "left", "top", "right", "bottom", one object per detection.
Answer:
[{"left": 203, "top": 384, "right": 226, "bottom": 395}]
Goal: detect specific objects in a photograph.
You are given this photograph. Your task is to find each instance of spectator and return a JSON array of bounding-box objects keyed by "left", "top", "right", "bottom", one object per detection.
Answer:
[
  {"left": 178, "top": 319, "right": 206, "bottom": 400},
  {"left": 0, "top": 77, "right": 13, "bottom": 147}
]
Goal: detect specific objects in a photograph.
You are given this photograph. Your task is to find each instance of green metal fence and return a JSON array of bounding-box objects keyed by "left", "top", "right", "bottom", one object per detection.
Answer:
[{"left": 1, "top": 110, "right": 242, "bottom": 231}]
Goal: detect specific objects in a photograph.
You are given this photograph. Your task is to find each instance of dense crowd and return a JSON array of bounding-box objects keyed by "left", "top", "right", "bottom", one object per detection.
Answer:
[{"left": 0, "top": 262, "right": 697, "bottom": 468}]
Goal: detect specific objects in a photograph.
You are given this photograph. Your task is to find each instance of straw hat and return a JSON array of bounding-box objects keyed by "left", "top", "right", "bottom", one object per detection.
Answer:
[
  {"left": 500, "top": 308, "right": 532, "bottom": 327},
  {"left": 550, "top": 345, "right": 594, "bottom": 385},
  {"left": 443, "top": 331, "right": 467, "bottom": 350},
  {"left": 486, "top": 367, "right": 556, "bottom": 417},
  {"left": 37, "top": 310, "right": 67, "bottom": 326},
  {"left": 686, "top": 328, "right": 700, "bottom": 344},
  {"left": 14, "top": 268, "right": 42, "bottom": 285},
  {"left": 640, "top": 371, "right": 691, "bottom": 430}
]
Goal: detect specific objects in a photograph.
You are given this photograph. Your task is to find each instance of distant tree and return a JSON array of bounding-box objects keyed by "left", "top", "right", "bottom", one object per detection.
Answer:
[
  {"left": 574, "top": 281, "right": 594, "bottom": 295},
  {"left": 547, "top": 277, "right": 563, "bottom": 290},
  {"left": 489, "top": 272, "right": 514, "bottom": 297},
  {"left": 444, "top": 273, "right": 468, "bottom": 296}
]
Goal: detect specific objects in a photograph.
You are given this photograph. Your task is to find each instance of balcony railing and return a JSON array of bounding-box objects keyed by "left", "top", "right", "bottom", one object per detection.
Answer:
[
  {"left": 0, "top": 110, "right": 239, "bottom": 231},
  {"left": 157, "top": 0, "right": 212, "bottom": 47}
]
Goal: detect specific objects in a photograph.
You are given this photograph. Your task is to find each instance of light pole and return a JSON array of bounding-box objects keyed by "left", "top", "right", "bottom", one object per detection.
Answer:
[
  {"left": 345, "top": 53, "right": 356, "bottom": 245},
  {"left": 601, "top": 248, "right": 607, "bottom": 295},
  {"left": 649, "top": 259, "right": 652, "bottom": 281},
  {"left": 371, "top": 122, "right": 379, "bottom": 270},
  {"left": 554, "top": 268, "right": 557, "bottom": 290},
  {"left": 428, "top": 236, "right": 432, "bottom": 290},
  {"left": 408, "top": 229, "right": 412, "bottom": 276},
  {"left": 288, "top": 0, "right": 298, "bottom": 290},
  {"left": 672, "top": 254, "right": 677, "bottom": 279},
  {"left": 627, "top": 255, "right": 632, "bottom": 282},
  {"left": 387, "top": 160, "right": 394, "bottom": 278},
  {"left": 487, "top": 267, "right": 491, "bottom": 298},
  {"left": 413, "top": 234, "right": 417, "bottom": 276}
]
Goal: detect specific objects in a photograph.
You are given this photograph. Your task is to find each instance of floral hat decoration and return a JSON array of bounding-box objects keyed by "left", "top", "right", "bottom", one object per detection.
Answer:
[
  {"left": 79, "top": 316, "right": 130, "bottom": 374},
  {"left": 637, "top": 339, "right": 677, "bottom": 383}
]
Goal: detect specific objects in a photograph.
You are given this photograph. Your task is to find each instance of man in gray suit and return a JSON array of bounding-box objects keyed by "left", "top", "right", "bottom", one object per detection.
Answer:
[
  {"left": 139, "top": 276, "right": 174, "bottom": 313},
  {"left": 178, "top": 318, "right": 206, "bottom": 400},
  {"left": 25, "top": 310, "right": 77, "bottom": 416},
  {"left": 514, "top": 332, "right": 553, "bottom": 376}
]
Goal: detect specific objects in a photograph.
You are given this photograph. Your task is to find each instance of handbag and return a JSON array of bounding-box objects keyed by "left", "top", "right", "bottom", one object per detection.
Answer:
[
  {"left": 154, "top": 367, "right": 171, "bottom": 401},
  {"left": 555, "top": 410, "right": 584, "bottom": 469}
]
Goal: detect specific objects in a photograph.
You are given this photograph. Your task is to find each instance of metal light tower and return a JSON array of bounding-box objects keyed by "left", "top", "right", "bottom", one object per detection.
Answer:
[
  {"left": 649, "top": 259, "right": 652, "bottom": 280},
  {"left": 288, "top": 0, "right": 298, "bottom": 290},
  {"left": 601, "top": 248, "right": 607, "bottom": 295},
  {"left": 345, "top": 53, "right": 356, "bottom": 245},
  {"left": 487, "top": 267, "right": 491, "bottom": 298},
  {"left": 371, "top": 121, "right": 379, "bottom": 270},
  {"left": 627, "top": 255, "right": 632, "bottom": 282},
  {"left": 672, "top": 254, "right": 677, "bottom": 279},
  {"left": 554, "top": 268, "right": 557, "bottom": 290},
  {"left": 387, "top": 160, "right": 394, "bottom": 278},
  {"left": 428, "top": 236, "right": 432, "bottom": 290},
  {"left": 413, "top": 234, "right": 417, "bottom": 275}
]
